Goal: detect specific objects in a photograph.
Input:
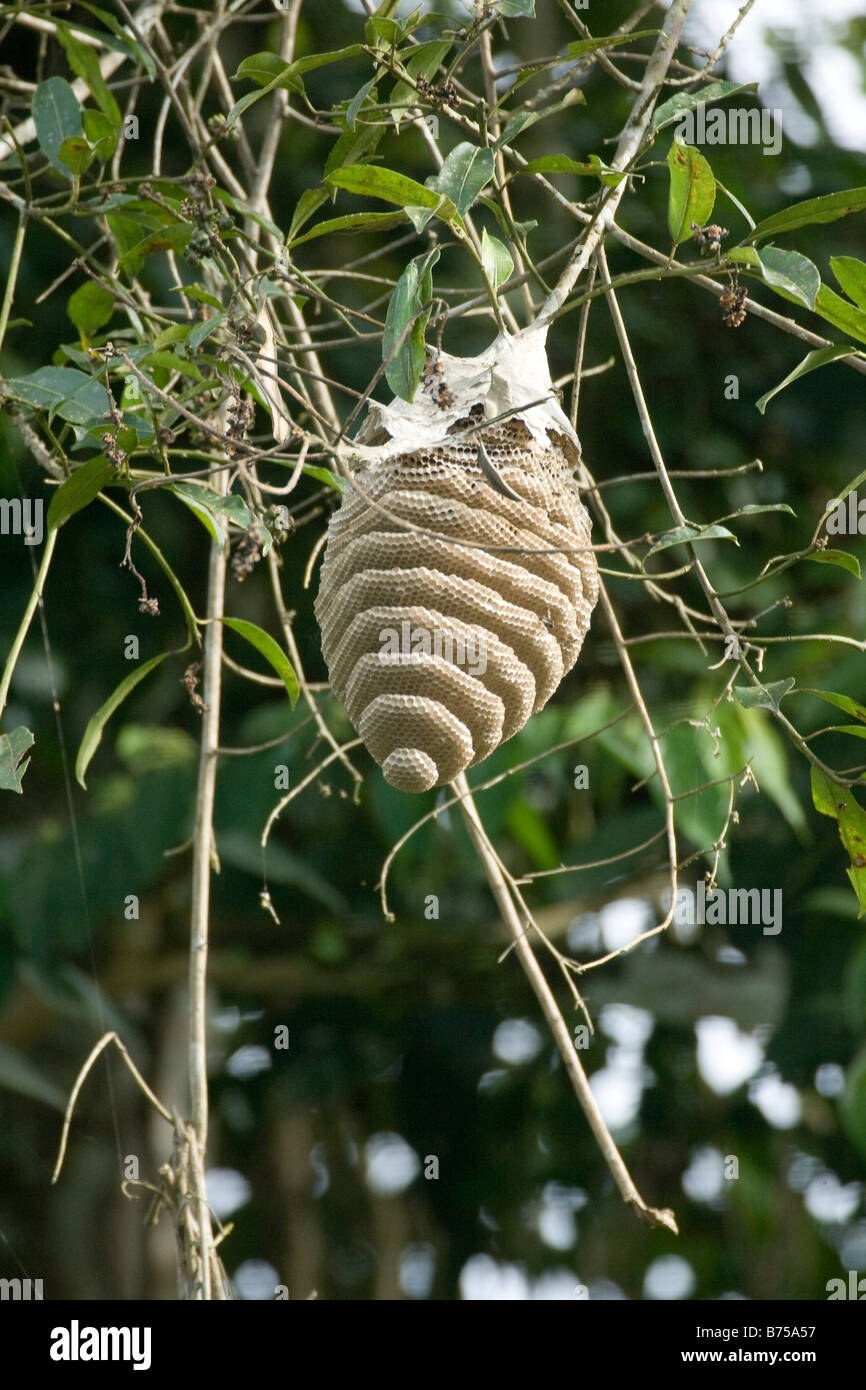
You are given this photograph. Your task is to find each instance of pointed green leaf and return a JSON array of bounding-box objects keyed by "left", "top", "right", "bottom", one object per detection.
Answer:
[
  {"left": 646, "top": 522, "right": 736, "bottom": 557},
  {"left": 57, "top": 22, "right": 122, "bottom": 127},
  {"left": 746, "top": 187, "right": 866, "bottom": 244},
  {"left": 67, "top": 281, "right": 115, "bottom": 338},
  {"left": 0, "top": 727, "right": 35, "bottom": 794},
  {"left": 326, "top": 164, "right": 462, "bottom": 228},
  {"left": 426, "top": 142, "right": 494, "bottom": 217},
  {"left": 383, "top": 249, "right": 439, "bottom": 402},
  {"left": 652, "top": 81, "right": 758, "bottom": 131},
  {"left": 6, "top": 366, "right": 112, "bottom": 426},
  {"left": 756, "top": 247, "right": 820, "bottom": 310},
  {"left": 495, "top": 89, "right": 585, "bottom": 149},
  {"left": 229, "top": 46, "right": 363, "bottom": 124},
  {"left": 521, "top": 152, "right": 625, "bottom": 185},
  {"left": 803, "top": 690, "right": 866, "bottom": 724},
  {"left": 221, "top": 618, "right": 299, "bottom": 704},
  {"left": 756, "top": 345, "right": 855, "bottom": 413},
  {"left": 47, "top": 455, "right": 118, "bottom": 531},
  {"left": 813, "top": 285, "right": 866, "bottom": 346},
  {"left": 831, "top": 256, "right": 866, "bottom": 309},
  {"left": 76, "top": 653, "right": 171, "bottom": 788},
  {"left": 289, "top": 210, "right": 407, "bottom": 249},
  {"left": 346, "top": 77, "right": 376, "bottom": 130},
  {"left": 805, "top": 549, "right": 861, "bottom": 579},
  {"left": 185, "top": 312, "right": 224, "bottom": 351},
  {"left": 32, "top": 77, "right": 83, "bottom": 175},
  {"left": 567, "top": 30, "right": 658, "bottom": 58},
  {"left": 480, "top": 228, "right": 514, "bottom": 290},
  {"left": 666, "top": 140, "right": 715, "bottom": 244}
]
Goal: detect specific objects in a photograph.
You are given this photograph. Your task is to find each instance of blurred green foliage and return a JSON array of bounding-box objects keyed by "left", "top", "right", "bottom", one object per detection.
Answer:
[{"left": 0, "top": 0, "right": 864, "bottom": 1300}]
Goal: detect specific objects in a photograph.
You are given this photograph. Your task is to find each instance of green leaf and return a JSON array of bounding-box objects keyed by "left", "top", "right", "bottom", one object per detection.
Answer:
[
  {"left": 652, "top": 81, "right": 758, "bottom": 131},
  {"left": 756, "top": 345, "right": 856, "bottom": 413},
  {"left": 302, "top": 465, "right": 345, "bottom": 494},
  {"left": 495, "top": 89, "right": 585, "bottom": 149},
  {"left": 715, "top": 503, "right": 796, "bottom": 520},
  {"left": 498, "top": 0, "right": 535, "bottom": 15},
  {"left": 805, "top": 549, "right": 862, "bottom": 579},
  {"left": 666, "top": 140, "right": 715, "bottom": 245},
  {"left": 566, "top": 30, "right": 658, "bottom": 58},
  {"left": 346, "top": 77, "right": 376, "bottom": 130},
  {"left": 646, "top": 522, "right": 736, "bottom": 557},
  {"left": 168, "top": 483, "right": 227, "bottom": 543},
  {"left": 326, "top": 164, "right": 462, "bottom": 228},
  {"left": 31, "top": 77, "right": 83, "bottom": 175},
  {"left": 746, "top": 187, "right": 866, "bottom": 244},
  {"left": 521, "top": 152, "right": 625, "bottom": 186},
  {"left": 7, "top": 366, "right": 112, "bottom": 426},
  {"left": 291, "top": 189, "right": 327, "bottom": 240},
  {"left": 813, "top": 285, "right": 866, "bottom": 346},
  {"left": 232, "top": 51, "right": 310, "bottom": 88},
  {"left": 733, "top": 678, "right": 796, "bottom": 712},
  {"left": 831, "top": 726, "right": 866, "bottom": 741},
  {"left": 145, "top": 350, "right": 202, "bottom": 382},
  {"left": 803, "top": 690, "right": 866, "bottom": 724},
  {"left": 480, "top": 228, "right": 514, "bottom": 290},
  {"left": 67, "top": 281, "right": 115, "bottom": 339},
  {"left": 810, "top": 766, "right": 866, "bottom": 915},
  {"left": 221, "top": 619, "right": 299, "bottom": 704},
  {"left": 82, "top": 108, "right": 118, "bottom": 160},
  {"left": 117, "top": 221, "right": 191, "bottom": 272},
  {"left": 325, "top": 111, "right": 385, "bottom": 178},
  {"left": 76, "top": 3, "right": 151, "bottom": 69},
  {"left": 189, "top": 312, "right": 226, "bottom": 350},
  {"left": 56, "top": 22, "right": 122, "bottom": 127},
  {"left": 229, "top": 46, "right": 363, "bottom": 124},
  {"left": 426, "top": 142, "right": 494, "bottom": 217},
  {"left": 172, "top": 283, "right": 223, "bottom": 311},
  {"left": 0, "top": 727, "right": 35, "bottom": 794},
  {"left": 713, "top": 177, "right": 755, "bottom": 231},
  {"left": 153, "top": 324, "right": 194, "bottom": 350},
  {"left": 383, "top": 249, "right": 439, "bottom": 403},
  {"left": 57, "top": 136, "right": 95, "bottom": 176},
  {"left": 47, "top": 455, "right": 118, "bottom": 531},
  {"left": 755, "top": 246, "right": 820, "bottom": 310},
  {"left": 289, "top": 210, "right": 407, "bottom": 249},
  {"left": 76, "top": 653, "right": 172, "bottom": 788},
  {"left": 831, "top": 256, "right": 866, "bottom": 309}
]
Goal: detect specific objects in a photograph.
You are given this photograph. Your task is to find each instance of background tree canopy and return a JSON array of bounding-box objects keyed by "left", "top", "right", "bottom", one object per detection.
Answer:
[{"left": 0, "top": 0, "right": 865, "bottom": 1302}]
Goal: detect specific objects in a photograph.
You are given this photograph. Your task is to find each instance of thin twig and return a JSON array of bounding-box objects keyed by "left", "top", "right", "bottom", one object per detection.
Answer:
[{"left": 452, "top": 773, "right": 678, "bottom": 1233}]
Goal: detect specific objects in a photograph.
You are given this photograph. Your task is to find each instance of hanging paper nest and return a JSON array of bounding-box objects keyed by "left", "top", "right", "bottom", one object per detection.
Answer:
[{"left": 315, "top": 327, "right": 600, "bottom": 793}]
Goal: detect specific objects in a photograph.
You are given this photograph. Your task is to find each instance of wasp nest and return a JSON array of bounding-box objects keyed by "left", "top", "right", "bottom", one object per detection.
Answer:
[{"left": 315, "top": 327, "right": 599, "bottom": 793}]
